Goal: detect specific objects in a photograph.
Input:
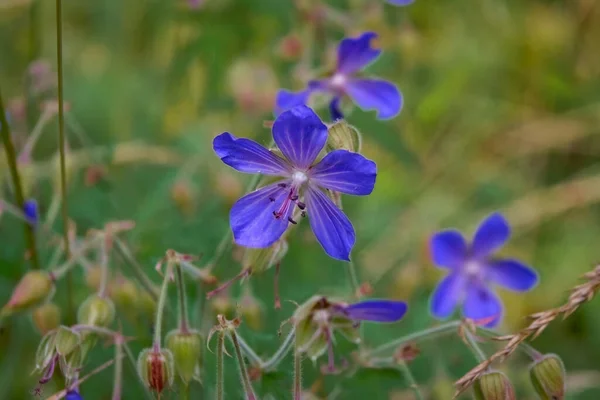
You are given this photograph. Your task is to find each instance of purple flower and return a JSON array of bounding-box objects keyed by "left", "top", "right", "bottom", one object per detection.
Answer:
[
  {"left": 340, "top": 299, "right": 408, "bottom": 323},
  {"left": 213, "top": 105, "right": 376, "bottom": 261},
  {"left": 429, "top": 213, "right": 539, "bottom": 327},
  {"left": 387, "top": 0, "right": 415, "bottom": 5},
  {"left": 24, "top": 199, "right": 39, "bottom": 225},
  {"left": 275, "top": 32, "right": 402, "bottom": 121},
  {"left": 65, "top": 390, "right": 83, "bottom": 400}
]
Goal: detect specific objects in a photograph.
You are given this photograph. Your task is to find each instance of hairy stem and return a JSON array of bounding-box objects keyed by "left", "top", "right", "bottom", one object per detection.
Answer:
[
  {"left": 153, "top": 262, "right": 173, "bottom": 347},
  {"left": 369, "top": 320, "right": 461, "bottom": 356},
  {"left": 230, "top": 330, "right": 257, "bottom": 400},
  {"left": 122, "top": 342, "right": 154, "bottom": 400},
  {"left": 396, "top": 361, "right": 424, "bottom": 400},
  {"left": 175, "top": 262, "right": 190, "bottom": 332},
  {"left": 346, "top": 259, "right": 360, "bottom": 298},
  {"left": 98, "top": 234, "right": 110, "bottom": 298},
  {"left": 293, "top": 343, "right": 302, "bottom": 400},
  {"left": 112, "top": 342, "right": 123, "bottom": 400},
  {"left": 262, "top": 328, "right": 295, "bottom": 371},
  {"left": 217, "top": 332, "right": 225, "bottom": 400},
  {"left": 114, "top": 238, "right": 160, "bottom": 300},
  {"left": 464, "top": 329, "right": 487, "bottom": 363},
  {"left": 0, "top": 88, "right": 40, "bottom": 269}
]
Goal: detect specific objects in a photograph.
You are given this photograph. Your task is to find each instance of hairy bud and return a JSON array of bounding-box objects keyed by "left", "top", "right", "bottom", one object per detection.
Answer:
[
  {"left": 54, "top": 326, "right": 82, "bottom": 356},
  {"left": 59, "top": 345, "right": 85, "bottom": 384},
  {"left": 32, "top": 303, "right": 61, "bottom": 335},
  {"left": 165, "top": 329, "right": 203, "bottom": 384},
  {"left": 137, "top": 348, "right": 175, "bottom": 394},
  {"left": 77, "top": 294, "right": 115, "bottom": 327},
  {"left": 34, "top": 331, "right": 58, "bottom": 372},
  {"left": 473, "top": 371, "right": 516, "bottom": 400},
  {"left": 529, "top": 354, "right": 566, "bottom": 400},
  {"left": 326, "top": 120, "right": 362, "bottom": 153},
  {"left": 0, "top": 271, "right": 54, "bottom": 317}
]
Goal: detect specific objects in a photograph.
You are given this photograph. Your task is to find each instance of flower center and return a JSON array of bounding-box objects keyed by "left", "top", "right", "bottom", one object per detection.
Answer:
[
  {"left": 464, "top": 260, "right": 481, "bottom": 277},
  {"left": 330, "top": 73, "right": 346, "bottom": 89},
  {"left": 292, "top": 170, "right": 308, "bottom": 184},
  {"left": 271, "top": 173, "right": 308, "bottom": 224}
]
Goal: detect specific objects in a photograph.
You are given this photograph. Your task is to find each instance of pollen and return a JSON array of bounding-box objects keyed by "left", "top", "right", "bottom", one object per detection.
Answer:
[{"left": 330, "top": 73, "right": 346, "bottom": 89}]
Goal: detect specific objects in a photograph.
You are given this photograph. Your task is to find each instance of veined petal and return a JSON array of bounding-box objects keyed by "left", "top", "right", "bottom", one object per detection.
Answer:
[
  {"left": 430, "top": 230, "right": 467, "bottom": 269},
  {"left": 213, "top": 132, "right": 291, "bottom": 176},
  {"left": 230, "top": 182, "right": 293, "bottom": 248},
  {"left": 430, "top": 273, "right": 465, "bottom": 319},
  {"left": 344, "top": 78, "right": 402, "bottom": 120},
  {"left": 463, "top": 282, "right": 503, "bottom": 328},
  {"left": 274, "top": 89, "right": 311, "bottom": 116},
  {"left": 343, "top": 300, "right": 407, "bottom": 323},
  {"left": 305, "top": 186, "right": 355, "bottom": 261},
  {"left": 310, "top": 150, "right": 376, "bottom": 195},
  {"left": 337, "top": 32, "right": 382, "bottom": 75},
  {"left": 487, "top": 259, "right": 539, "bottom": 292},
  {"left": 272, "top": 105, "right": 328, "bottom": 169},
  {"left": 471, "top": 213, "right": 511, "bottom": 259},
  {"left": 387, "top": 0, "right": 415, "bottom": 5}
]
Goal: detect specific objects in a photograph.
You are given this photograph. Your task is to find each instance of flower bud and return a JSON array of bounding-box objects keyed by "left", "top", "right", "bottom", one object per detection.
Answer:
[
  {"left": 34, "top": 331, "right": 57, "bottom": 372},
  {"left": 138, "top": 290, "right": 157, "bottom": 320},
  {"left": 1, "top": 271, "right": 54, "bottom": 317},
  {"left": 59, "top": 345, "right": 85, "bottom": 383},
  {"left": 137, "top": 348, "right": 175, "bottom": 394},
  {"left": 239, "top": 288, "right": 263, "bottom": 331},
  {"left": 32, "top": 303, "right": 61, "bottom": 335},
  {"left": 165, "top": 329, "right": 203, "bottom": 384},
  {"left": 326, "top": 120, "right": 362, "bottom": 153},
  {"left": 110, "top": 276, "right": 139, "bottom": 310},
  {"left": 295, "top": 318, "right": 328, "bottom": 361},
  {"left": 242, "top": 239, "right": 288, "bottom": 274},
  {"left": 54, "top": 326, "right": 82, "bottom": 356},
  {"left": 77, "top": 294, "right": 115, "bottom": 327},
  {"left": 473, "top": 371, "right": 516, "bottom": 400},
  {"left": 211, "top": 292, "right": 234, "bottom": 318},
  {"left": 84, "top": 266, "right": 103, "bottom": 291},
  {"left": 529, "top": 354, "right": 566, "bottom": 400}
]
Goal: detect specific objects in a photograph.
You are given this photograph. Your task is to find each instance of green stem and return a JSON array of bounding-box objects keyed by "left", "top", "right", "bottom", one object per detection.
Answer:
[
  {"left": 395, "top": 361, "right": 424, "bottom": 400},
  {"left": 181, "top": 383, "right": 190, "bottom": 400},
  {"left": 229, "top": 330, "right": 257, "bottom": 400},
  {"left": 0, "top": 88, "right": 40, "bottom": 269},
  {"left": 369, "top": 320, "right": 461, "bottom": 356},
  {"left": 153, "top": 262, "right": 173, "bottom": 347},
  {"left": 262, "top": 328, "right": 295, "bottom": 371},
  {"left": 98, "top": 234, "right": 110, "bottom": 298},
  {"left": 464, "top": 329, "right": 487, "bottom": 363},
  {"left": 55, "top": 0, "right": 73, "bottom": 321},
  {"left": 293, "top": 342, "right": 302, "bottom": 400},
  {"left": 216, "top": 332, "right": 225, "bottom": 400},
  {"left": 346, "top": 259, "right": 360, "bottom": 298},
  {"left": 112, "top": 342, "right": 123, "bottom": 400},
  {"left": 51, "top": 236, "right": 99, "bottom": 280},
  {"left": 175, "top": 262, "right": 190, "bottom": 332},
  {"left": 114, "top": 238, "right": 160, "bottom": 301}
]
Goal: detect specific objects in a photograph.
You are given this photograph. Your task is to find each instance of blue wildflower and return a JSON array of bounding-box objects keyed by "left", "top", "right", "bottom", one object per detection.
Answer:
[
  {"left": 213, "top": 105, "right": 376, "bottom": 261},
  {"left": 339, "top": 299, "right": 408, "bottom": 323},
  {"left": 275, "top": 32, "right": 402, "bottom": 121},
  {"left": 65, "top": 389, "right": 83, "bottom": 400},
  {"left": 387, "top": 0, "right": 415, "bottom": 5},
  {"left": 429, "top": 212, "right": 539, "bottom": 327},
  {"left": 23, "top": 199, "right": 39, "bottom": 226}
]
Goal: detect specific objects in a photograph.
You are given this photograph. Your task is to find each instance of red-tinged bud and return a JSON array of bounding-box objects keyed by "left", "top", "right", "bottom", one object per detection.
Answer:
[
  {"left": 277, "top": 34, "right": 303, "bottom": 60},
  {"left": 529, "top": 354, "right": 566, "bottom": 400},
  {"left": 77, "top": 294, "right": 115, "bottom": 328},
  {"left": 137, "top": 348, "right": 175, "bottom": 394},
  {"left": 473, "top": 371, "right": 516, "bottom": 400},
  {"left": 1, "top": 271, "right": 54, "bottom": 317},
  {"left": 165, "top": 329, "right": 203, "bottom": 384},
  {"left": 32, "top": 303, "right": 61, "bottom": 335},
  {"left": 171, "top": 180, "right": 196, "bottom": 216}
]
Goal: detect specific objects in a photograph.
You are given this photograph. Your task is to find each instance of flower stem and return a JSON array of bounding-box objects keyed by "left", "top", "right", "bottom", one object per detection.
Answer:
[
  {"left": 55, "top": 0, "right": 73, "bottom": 321},
  {"left": 153, "top": 261, "right": 173, "bottom": 347},
  {"left": 229, "top": 330, "right": 257, "bottom": 400},
  {"left": 112, "top": 341, "right": 123, "bottom": 400},
  {"left": 216, "top": 332, "right": 225, "bottom": 400},
  {"left": 98, "top": 234, "right": 110, "bottom": 298},
  {"left": 369, "top": 320, "right": 461, "bottom": 356},
  {"left": 181, "top": 383, "right": 190, "bottom": 400},
  {"left": 114, "top": 238, "right": 160, "bottom": 301},
  {"left": 395, "top": 361, "right": 424, "bottom": 400},
  {"left": 464, "top": 329, "right": 487, "bottom": 363},
  {"left": 262, "top": 328, "right": 295, "bottom": 371},
  {"left": 346, "top": 259, "right": 360, "bottom": 298},
  {"left": 175, "top": 262, "right": 190, "bottom": 332},
  {"left": 293, "top": 343, "right": 303, "bottom": 400},
  {"left": 0, "top": 88, "right": 40, "bottom": 269}
]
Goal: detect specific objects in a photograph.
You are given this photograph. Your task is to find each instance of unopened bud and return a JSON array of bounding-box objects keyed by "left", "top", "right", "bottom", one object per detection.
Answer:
[
  {"left": 138, "top": 290, "right": 157, "bottom": 321},
  {"left": 77, "top": 295, "right": 115, "bottom": 327},
  {"left": 110, "top": 276, "right": 139, "bottom": 310},
  {"left": 32, "top": 303, "right": 61, "bottom": 335},
  {"left": 529, "top": 354, "right": 566, "bottom": 400},
  {"left": 165, "top": 329, "right": 203, "bottom": 384},
  {"left": 473, "top": 371, "right": 516, "bottom": 400},
  {"left": 1, "top": 270, "right": 54, "bottom": 317},
  {"left": 34, "top": 331, "right": 57, "bottom": 372},
  {"left": 326, "top": 120, "right": 362, "bottom": 153},
  {"left": 54, "top": 326, "right": 81, "bottom": 356},
  {"left": 171, "top": 180, "right": 196, "bottom": 216},
  {"left": 59, "top": 345, "right": 85, "bottom": 383},
  {"left": 277, "top": 34, "right": 303, "bottom": 60},
  {"left": 137, "top": 348, "right": 175, "bottom": 393},
  {"left": 295, "top": 318, "right": 328, "bottom": 361},
  {"left": 211, "top": 292, "right": 234, "bottom": 318},
  {"left": 84, "top": 266, "right": 103, "bottom": 291}
]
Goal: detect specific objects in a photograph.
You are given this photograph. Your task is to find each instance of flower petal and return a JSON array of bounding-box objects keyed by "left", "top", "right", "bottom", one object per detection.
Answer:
[
  {"left": 487, "top": 259, "right": 539, "bottom": 292},
  {"left": 329, "top": 97, "right": 344, "bottom": 121},
  {"left": 430, "top": 273, "right": 466, "bottom": 319},
  {"left": 471, "top": 212, "right": 511, "bottom": 258},
  {"left": 274, "top": 89, "right": 311, "bottom": 116},
  {"left": 310, "top": 150, "right": 376, "bottom": 195},
  {"left": 272, "top": 105, "right": 328, "bottom": 169},
  {"left": 343, "top": 300, "right": 407, "bottom": 323},
  {"left": 23, "top": 199, "right": 39, "bottom": 225},
  {"left": 305, "top": 186, "right": 355, "bottom": 261},
  {"left": 230, "top": 182, "right": 293, "bottom": 248},
  {"left": 213, "top": 132, "right": 291, "bottom": 176},
  {"left": 344, "top": 78, "right": 402, "bottom": 120},
  {"left": 463, "top": 283, "right": 503, "bottom": 328},
  {"left": 387, "top": 0, "right": 415, "bottom": 5},
  {"left": 430, "top": 230, "right": 467, "bottom": 269},
  {"left": 337, "top": 32, "right": 382, "bottom": 75}
]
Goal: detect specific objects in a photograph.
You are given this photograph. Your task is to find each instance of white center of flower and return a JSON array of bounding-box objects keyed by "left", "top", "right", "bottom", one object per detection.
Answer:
[
  {"left": 464, "top": 260, "right": 481, "bottom": 277},
  {"left": 330, "top": 73, "right": 346, "bottom": 89},
  {"left": 292, "top": 171, "right": 308, "bottom": 184}
]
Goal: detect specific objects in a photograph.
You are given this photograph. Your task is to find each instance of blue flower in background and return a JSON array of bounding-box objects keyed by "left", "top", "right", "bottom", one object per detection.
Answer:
[
  {"left": 65, "top": 390, "right": 83, "bottom": 400},
  {"left": 275, "top": 32, "right": 402, "bottom": 121},
  {"left": 387, "top": 0, "right": 415, "bottom": 5},
  {"left": 213, "top": 105, "right": 376, "bottom": 261},
  {"left": 340, "top": 299, "right": 408, "bottom": 322},
  {"left": 23, "top": 199, "right": 39, "bottom": 226},
  {"left": 429, "top": 212, "right": 539, "bottom": 327}
]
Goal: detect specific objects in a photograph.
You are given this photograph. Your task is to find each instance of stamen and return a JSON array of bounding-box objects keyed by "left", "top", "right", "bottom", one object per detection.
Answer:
[
  {"left": 206, "top": 269, "right": 251, "bottom": 299},
  {"left": 290, "top": 195, "right": 299, "bottom": 201},
  {"left": 288, "top": 217, "right": 297, "bottom": 225},
  {"left": 301, "top": 211, "right": 306, "bottom": 218},
  {"left": 269, "top": 197, "right": 275, "bottom": 202},
  {"left": 277, "top": 183, "right": 287, "bottom": 188}
]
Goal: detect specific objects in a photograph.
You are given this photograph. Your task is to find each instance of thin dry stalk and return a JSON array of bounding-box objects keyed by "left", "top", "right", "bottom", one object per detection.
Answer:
[{"left": 454, "top": 263, "right": 600, "bottom": 398}]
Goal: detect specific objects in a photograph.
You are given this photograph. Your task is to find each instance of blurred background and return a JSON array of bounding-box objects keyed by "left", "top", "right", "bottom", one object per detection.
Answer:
[{"left": 1, "top": 0, "right": 600, "bottom": 398}]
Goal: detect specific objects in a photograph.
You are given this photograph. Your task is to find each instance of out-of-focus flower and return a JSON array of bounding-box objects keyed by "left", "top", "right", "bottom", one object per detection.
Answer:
[
  {"left": 32, "top": 303, "right": 61, "bottom": 335},
  {"left": 429, "top": 213, "right": 539, "bottom": 327},
  {"left": 275, "top": 32, "right": 402, "bottom": 120},
  {"left": 213, "top": 105, "right": 376, "bottom": 261},
  {"left": 65, "top": 390, "right": 83, "bottom": 400},
  {"left": 387, "top": 0, "right": 415, "bottom": 5},
  {"left": 23, "top": 198, "right": 39, "bottom": 225}
]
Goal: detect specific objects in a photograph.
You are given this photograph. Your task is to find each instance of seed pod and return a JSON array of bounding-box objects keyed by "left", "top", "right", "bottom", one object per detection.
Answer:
[
  {"left": 34, "top": 331, "right": 58, "bottom": 372},
  {"left": 32, "top": 303, "right": 61, "bottom": 335},
  {"left": 326, "top": 120, "right": 362, "bottom": 153},
  {"left": 473, "top": 371, "right": 516, "bottom": 400},
  {"left": 0, "top": 271, "right": 54, "bottom": 317},
  {"left": 77, "top": 294, "right": 115, "bottom": 327},
  {"left": 529, "top": 354, "right": 566, "bottom": 400},
  {"left": 54, "top": 326, "right": 81, "bottom": 356},
  {"left": 165, "top": 329, "right": 203, "bottom": 384},
  {"left": 137, "top": 348, "right": 175, "bottom": 394}
]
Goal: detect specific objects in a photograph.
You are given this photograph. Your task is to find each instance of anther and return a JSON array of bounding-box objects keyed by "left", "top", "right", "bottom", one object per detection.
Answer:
[
  {"left": 290, "top": 195, "right": 299, "bottom": 201},
  {"left": 301, "top": 211, "right": 306, "bottom": 217},
  {"left": 273, "top": 211, "right": 281, "bottom": 219},
  {"left": 297, "top": 201, "right": 306, "bottom": 210},
  {"left": 269, "top": 197, "right": 275, "bottom": 202},
  {"left": 288, "top": 217, "right": 297, "bottom": 225},
  {"left": 277, "top": 183, "right": 287, "bottom": 188}
]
